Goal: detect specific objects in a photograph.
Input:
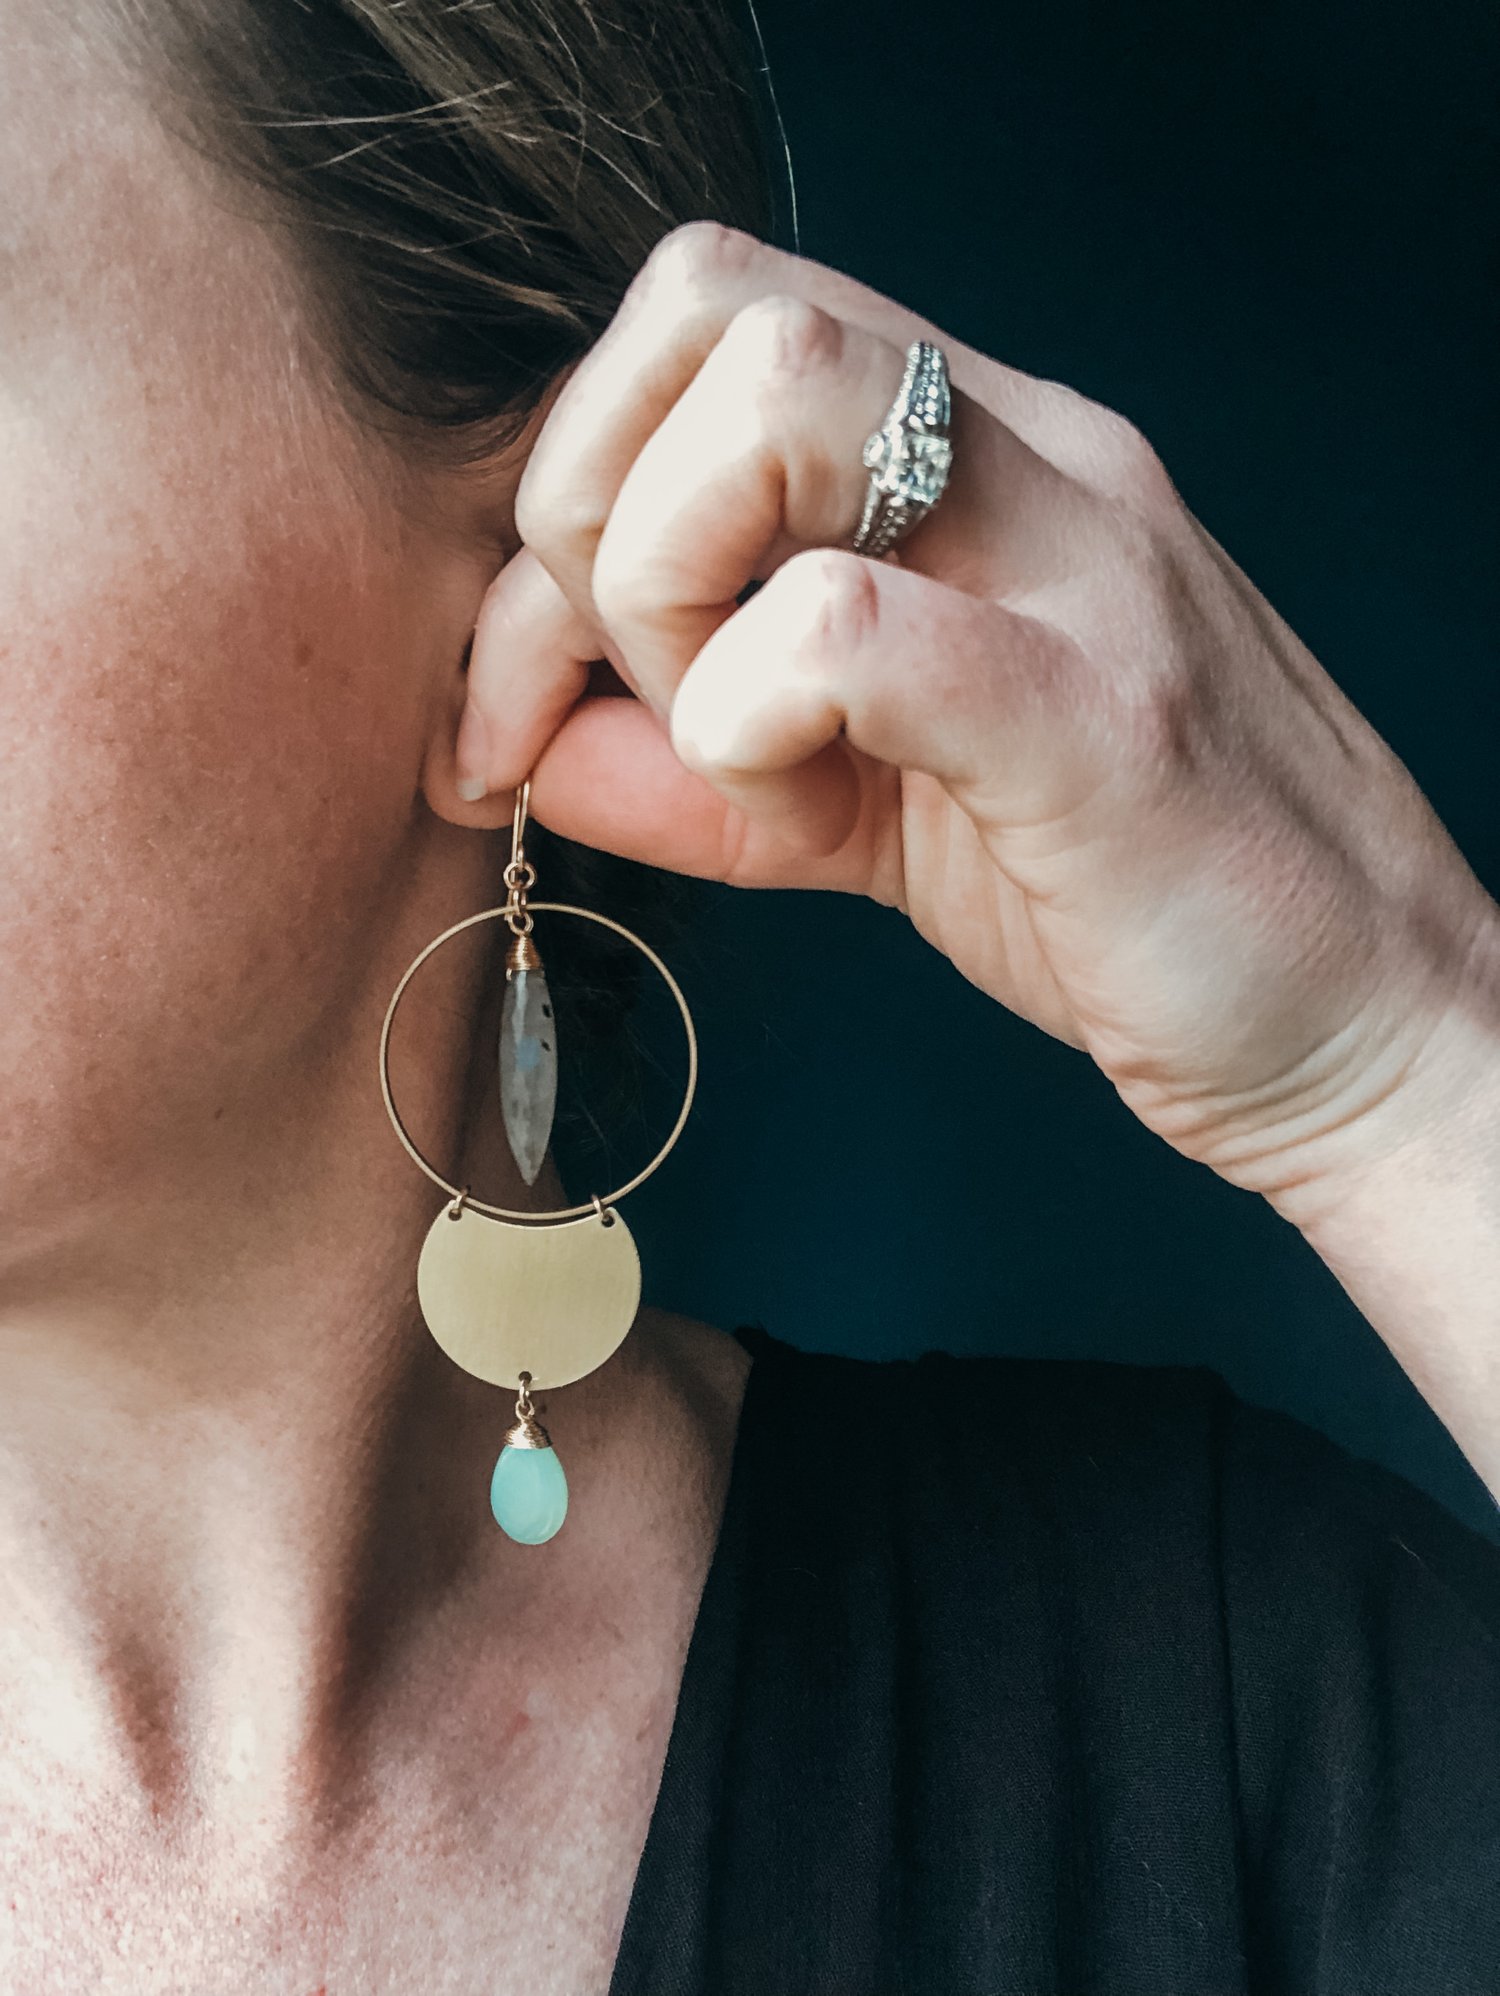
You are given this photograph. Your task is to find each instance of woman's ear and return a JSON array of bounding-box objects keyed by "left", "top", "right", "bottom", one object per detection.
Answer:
[{"left": 417, "top": 400, "right": 570, "bottom": 834}]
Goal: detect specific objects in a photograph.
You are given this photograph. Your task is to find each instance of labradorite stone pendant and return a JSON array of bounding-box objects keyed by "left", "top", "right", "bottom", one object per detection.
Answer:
[
  {"left": 490, "top": 1372, "right": 569, "bottom": 1544},
  {"left": 498, "top": 929, "right": 557, "bottom": 1188}
]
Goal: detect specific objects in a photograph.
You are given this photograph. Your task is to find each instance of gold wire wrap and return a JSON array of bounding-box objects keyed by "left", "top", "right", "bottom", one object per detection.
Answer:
[{"left": 503, "top": 1369, "right": 552, "bottom": 1450}]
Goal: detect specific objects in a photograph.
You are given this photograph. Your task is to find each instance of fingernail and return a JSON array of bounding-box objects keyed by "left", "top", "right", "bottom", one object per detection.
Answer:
[{"left": 455, "top": 696, "right": 490, "bottom": 802}]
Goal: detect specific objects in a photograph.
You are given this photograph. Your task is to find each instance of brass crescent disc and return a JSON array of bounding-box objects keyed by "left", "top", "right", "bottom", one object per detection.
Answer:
[{"left": 416, "top": 1201, "right": 642, "bottom": 1391}]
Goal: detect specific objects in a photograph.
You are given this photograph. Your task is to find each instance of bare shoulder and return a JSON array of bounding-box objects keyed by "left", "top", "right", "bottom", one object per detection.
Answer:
[{"left": 634, "top": 1305, "right": 753, "bottom": 1458}]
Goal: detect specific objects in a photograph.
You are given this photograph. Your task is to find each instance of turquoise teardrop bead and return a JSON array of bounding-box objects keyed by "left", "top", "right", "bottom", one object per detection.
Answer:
[{"left": 490, "top": 1442, "right": 569, "bottom": 1544}]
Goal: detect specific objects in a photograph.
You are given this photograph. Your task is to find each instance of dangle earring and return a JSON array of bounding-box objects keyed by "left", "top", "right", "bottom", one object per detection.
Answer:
[{"left": 377, "top": 777, "right": 698, "bottom": 1545}]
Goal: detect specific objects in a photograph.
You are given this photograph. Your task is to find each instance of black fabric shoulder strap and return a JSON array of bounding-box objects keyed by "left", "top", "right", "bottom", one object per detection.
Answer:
[
  {"left": 610, "top": 1328, "right": 1248, "bottom": 1994},
  {"left": 609, "top": 1327, "right": 1500, "bottom": 1995}
]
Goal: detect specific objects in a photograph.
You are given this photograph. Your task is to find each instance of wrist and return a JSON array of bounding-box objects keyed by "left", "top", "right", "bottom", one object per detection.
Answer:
[
  {"left": 1266, "top": 895, "right": 1500, "bottom": 1242},
  {"left": 1264, "top": 898, "right": 1500, "bottom": 1501}
]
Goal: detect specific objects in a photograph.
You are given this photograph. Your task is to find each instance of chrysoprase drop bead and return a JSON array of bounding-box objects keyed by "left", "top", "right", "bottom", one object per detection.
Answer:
[{"left": 490, "top": 1441, "right": 569, "bottom": 1544}]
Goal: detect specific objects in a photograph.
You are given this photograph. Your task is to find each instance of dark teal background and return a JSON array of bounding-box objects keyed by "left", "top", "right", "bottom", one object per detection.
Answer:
[{"left": 559, "top": 0, "right": 1499, "bottom": 1539}]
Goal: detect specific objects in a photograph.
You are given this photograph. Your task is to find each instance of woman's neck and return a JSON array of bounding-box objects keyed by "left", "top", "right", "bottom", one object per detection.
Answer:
[{"left": 0, "top": 840, "right": 739, "bottom": 1879}]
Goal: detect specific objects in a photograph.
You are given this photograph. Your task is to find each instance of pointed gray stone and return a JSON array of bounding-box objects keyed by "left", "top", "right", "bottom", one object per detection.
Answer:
[{"left": 499, "top": 964, "right": 557, "bottom": 1186}]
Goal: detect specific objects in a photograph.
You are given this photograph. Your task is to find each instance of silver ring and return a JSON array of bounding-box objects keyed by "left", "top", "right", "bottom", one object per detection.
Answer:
[{"left": 850, "top": 340, "right": 953, "bottom": 559}]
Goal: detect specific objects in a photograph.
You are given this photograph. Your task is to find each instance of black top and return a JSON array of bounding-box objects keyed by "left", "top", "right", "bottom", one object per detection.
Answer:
[{"left": 606, "top": 1323, "right": 1500, "bottom": 1996}]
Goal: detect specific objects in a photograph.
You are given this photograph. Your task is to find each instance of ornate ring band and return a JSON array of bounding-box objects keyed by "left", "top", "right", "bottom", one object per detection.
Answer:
[{"left": 850, "top": 338, "right": 954, "bottom": 559}]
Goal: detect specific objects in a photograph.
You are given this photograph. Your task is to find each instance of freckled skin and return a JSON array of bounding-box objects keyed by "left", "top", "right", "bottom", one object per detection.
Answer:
[
  {"left": 0, "top": 24, "right": 472, "bottom": 1235},
  {"left": 0, "top": 12, "right": 748, "bottom": 1990}
]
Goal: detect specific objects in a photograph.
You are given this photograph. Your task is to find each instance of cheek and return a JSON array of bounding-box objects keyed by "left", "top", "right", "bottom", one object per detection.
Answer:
[{"left": 0, "top": 416, "right": 445, "bottom": 1205}]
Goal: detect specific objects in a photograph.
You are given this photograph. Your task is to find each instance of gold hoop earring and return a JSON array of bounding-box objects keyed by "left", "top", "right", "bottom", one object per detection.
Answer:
[{"left": 377, "top": 779, "right": 698, "bottom": 1545}]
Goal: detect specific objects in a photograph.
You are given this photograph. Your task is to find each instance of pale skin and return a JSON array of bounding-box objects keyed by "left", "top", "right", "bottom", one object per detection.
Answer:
[
  {"left": 1, "top": 22, "right": 749, "bottom": 1993},
  {"left": 2, "top": 13, "right": 1497, "bottom": 1996}
]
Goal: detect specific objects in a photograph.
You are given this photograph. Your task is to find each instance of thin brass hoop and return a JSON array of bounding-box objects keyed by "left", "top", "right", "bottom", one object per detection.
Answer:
[{"left": 378, "top": 900, "right": 698, "bottom": 1223}]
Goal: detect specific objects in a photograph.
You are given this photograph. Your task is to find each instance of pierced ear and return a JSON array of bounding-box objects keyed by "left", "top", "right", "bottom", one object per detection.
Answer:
[{"left": 419, "top": 635, "right": 514, "bottom": 832}]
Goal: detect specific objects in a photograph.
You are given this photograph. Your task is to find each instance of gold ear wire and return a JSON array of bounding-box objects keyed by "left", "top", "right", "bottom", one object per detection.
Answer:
[{"left": 510, "top": 777, "right": 531, "bottom": 862}]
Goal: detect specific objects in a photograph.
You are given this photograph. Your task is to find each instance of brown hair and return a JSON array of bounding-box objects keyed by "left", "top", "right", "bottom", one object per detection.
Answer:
[
  {"left": 101, "top": 0, "right": 778, "bottom": 1161},
  {"left": 108, "top": 0, "right": 776, "bottom": 457}
]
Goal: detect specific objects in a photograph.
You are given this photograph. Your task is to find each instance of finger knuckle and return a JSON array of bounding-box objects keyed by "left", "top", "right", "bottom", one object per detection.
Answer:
[
  {"left": 641, "top": 219, "right": 761, "bottom": 303},
  {"left": 591, "top": 540, "right": 653, "bottom": 630},
  {"left": 781, "top": 546, "right": 882, "bottom": 657},
  {"left": 512, "top": 460, "right": 605, "bottom": 563},
  {"left": 1082, "top": 404, "right": 1180, "bottom": 514},
  {"left": 724, "top": 294, "right": 844, "bottom": 388}
]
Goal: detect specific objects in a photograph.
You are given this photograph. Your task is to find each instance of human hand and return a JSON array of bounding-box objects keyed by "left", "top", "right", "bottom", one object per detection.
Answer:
[{"left": 454, "top": 223, "right": 1498, "bottom": 1225}]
